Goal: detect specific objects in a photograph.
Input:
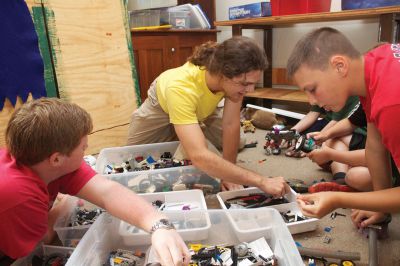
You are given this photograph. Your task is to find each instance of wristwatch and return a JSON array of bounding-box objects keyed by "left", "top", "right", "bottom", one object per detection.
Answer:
[{"left": 150, "top": 218, "right": 175, "bottom": 234}]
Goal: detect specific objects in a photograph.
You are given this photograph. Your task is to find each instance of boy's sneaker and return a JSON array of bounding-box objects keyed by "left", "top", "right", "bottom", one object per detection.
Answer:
[{"left": 308, "top": 182, "right": 356, "bottom": 193}]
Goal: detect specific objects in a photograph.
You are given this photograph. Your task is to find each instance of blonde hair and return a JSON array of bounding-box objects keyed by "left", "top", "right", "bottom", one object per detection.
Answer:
[{"left": 6, "top": 98, "right": 93, "bottom": 165}]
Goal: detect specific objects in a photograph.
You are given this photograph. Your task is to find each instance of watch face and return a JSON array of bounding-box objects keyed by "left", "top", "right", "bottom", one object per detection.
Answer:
[{"left": 151, "top": 219, "right": 175, "bottom": 233}]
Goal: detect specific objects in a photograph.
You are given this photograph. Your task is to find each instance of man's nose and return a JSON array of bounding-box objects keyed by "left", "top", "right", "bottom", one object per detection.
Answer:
[{"left": 245, "top": 84, "right": 255, "bottom": 93}]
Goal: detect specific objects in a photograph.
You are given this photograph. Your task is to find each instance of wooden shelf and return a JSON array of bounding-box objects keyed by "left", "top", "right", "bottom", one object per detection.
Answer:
[
  {"left": 131, "top": 29, "right": 220, "bottom": 34},
  {"left": 216, "top": 6, "right": 399, "bottom": 105},
  {"left": 245, "top": 88, "right": 308, "bottom": 103},
  {"left": 214, "top": 6, "right": 400, "bottom": 27}
]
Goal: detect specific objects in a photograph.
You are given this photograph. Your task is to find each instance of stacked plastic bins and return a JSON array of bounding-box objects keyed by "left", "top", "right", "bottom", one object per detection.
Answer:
[
  {"left": 66, "top": 209, "right": 303, "bottom": 266},
  {"left": 12, "top": 245, "right": 75, "bottom": 266},
  {"left": 95, "top": 141, "right": 220, "bottom": 194},
  {"left": 217, "top": 187, "right": 319, "bottom": 234}
]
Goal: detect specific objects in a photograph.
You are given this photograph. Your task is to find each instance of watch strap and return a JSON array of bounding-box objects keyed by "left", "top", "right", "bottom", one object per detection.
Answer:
[{"left": 150, "top": 218, "right": 175, "bottom": 234}]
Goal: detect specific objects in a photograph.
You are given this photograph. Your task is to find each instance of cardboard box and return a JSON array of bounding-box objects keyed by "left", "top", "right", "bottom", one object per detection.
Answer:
[{"left": 229, "top": 2, "right": 272, "bottom": 20}]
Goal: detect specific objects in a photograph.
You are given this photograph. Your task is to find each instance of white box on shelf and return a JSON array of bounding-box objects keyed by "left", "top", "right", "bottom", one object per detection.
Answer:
[
  {"left": 67, "top": 209, "right": 303, "bottom": 266},
  {"left": 128, "top": 0, "right": 177, "bottom": 11},
  {"left": 217, "top": 187, "right": 318, "bottom": 234}
]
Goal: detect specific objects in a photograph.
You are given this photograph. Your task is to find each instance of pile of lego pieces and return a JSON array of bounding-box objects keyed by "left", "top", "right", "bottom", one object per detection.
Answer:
[
  {"left": 126, "top": 172, "right": 218, "bottom": 194},
  {"left": 224, "top": 193, "right": 289, "bottom": 209},
  {"left": 68, "top": 207, "right": 104, "bottom": 227},
  {"left": 103, "top": 249, "right": 145, "bottom": 266},
  {"left": 31, "top": 252, "right": 71, "bottom": 266},
  {"left": 104, "top": 152, "right": 192, "bottom": 174},
  {"left": 146, "top": 237, "right": 276, "bottom": 266}
]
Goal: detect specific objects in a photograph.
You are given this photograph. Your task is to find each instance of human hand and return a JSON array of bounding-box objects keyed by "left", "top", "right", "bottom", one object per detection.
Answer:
[
  {"left": 221, "top": 181, "right": 244, "bottom": 191},
  {"left": 307, "top": 145, "right": 333, "bottom": 165},
  {"left": 258, "top": 176, "right": 290, "bottom": 198},
  {"left": 307, "top": 131, "right": 327, "bottom": 145},
  {"left": 151, "top": 229, "right": 191, "bottom": 266},
  {"left": 296, "top": 192, "right": 338, "bottom": 218},
  {"left": 351, "top": 210, "right": 388, "bottom": 229}
]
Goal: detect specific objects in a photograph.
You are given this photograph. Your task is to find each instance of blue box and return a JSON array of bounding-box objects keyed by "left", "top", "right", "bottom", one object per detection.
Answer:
[
  {"left": 342, "top": 0, "right": 400, "bottom": 10},
  {"left": 229, "top": 2, "right": 272, "bottom": 20}
]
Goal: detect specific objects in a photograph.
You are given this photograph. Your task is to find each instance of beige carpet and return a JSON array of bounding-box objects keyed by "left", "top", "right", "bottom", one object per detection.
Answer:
[{"left": 208, "top": 128, "right": 400, "bottom": 266}]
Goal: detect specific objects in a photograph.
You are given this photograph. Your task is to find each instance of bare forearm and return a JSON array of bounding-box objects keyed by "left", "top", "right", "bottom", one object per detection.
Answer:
[
  {"left": 366, "top": 124, "right": 392, "bottom": 190},
  {"left": 191, "top": 149, "right": 262, "bottom": 187},
  {"left": 222, "top": 124, "right": 240, "bottom": 163},
  {"left": 292, "top": 111, "right": 320, "bottom": 133},
  {"left": 322, "top": 119, "right": 355, "bottom": 140},
  {"left": 320, "top": 120, "right": 337, "bottom": 133},
  {"left": 333, "top": 187, "right": 400, "bottom": 213},
  {"left": 329, "top": 149, "right": 366, "bottom": 167},
  {"left": 81, "top": 179, "right": 165, "bottom": 232}
]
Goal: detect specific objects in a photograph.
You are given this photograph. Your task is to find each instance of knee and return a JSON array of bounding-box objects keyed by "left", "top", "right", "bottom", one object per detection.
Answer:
[{"left": 345, "top": 167, "right": 372, "bottom": 191}]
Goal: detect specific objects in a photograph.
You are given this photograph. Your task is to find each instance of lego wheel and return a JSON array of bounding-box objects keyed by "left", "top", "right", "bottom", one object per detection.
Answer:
[{"left": 295, "top": 135, "right": 306, "bottom": 151}]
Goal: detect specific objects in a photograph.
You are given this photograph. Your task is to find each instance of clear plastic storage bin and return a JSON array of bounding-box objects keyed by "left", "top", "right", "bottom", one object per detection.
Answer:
[
  {"left": 169, "top": 10, "right": 191, "bottom": 28},
  {"left": 96, "top": 141, "right": 185, "bottom": 177},
  {"left": 99, "top": 163, "right": 220, "bottom": 195},
  {"left": 130, "top": 9, "right": 161, "bottom": 28},
  {"left": 95, "top": 142, "right": 220, "bottom": 195},
  {"left": 67, "top": 209, "right": 303, "bottom": 266},
  {"left": 119, "top": 190, "right": 209, "bottom": 245},
  {"left": 217, "top": 187, "right": 318, "bottom": 234},
  {"left": 12, "top": 245, "right": 74, "bottom": 266},
  {"left": 54, "top": 196, "right": 103, "bottom": 247}
]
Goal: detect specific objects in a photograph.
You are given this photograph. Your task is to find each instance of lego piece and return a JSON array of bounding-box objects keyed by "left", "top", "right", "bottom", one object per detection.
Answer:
[{"left": 323, "top": 235, "right": 331, "bottom": 244}]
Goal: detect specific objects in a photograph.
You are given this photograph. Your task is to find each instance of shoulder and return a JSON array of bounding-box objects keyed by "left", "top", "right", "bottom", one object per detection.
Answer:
[{"left": 50, "top": 162, "right": 96, "bottom": 196}]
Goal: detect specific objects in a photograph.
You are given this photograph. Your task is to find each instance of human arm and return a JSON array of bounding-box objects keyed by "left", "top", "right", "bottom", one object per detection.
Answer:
[
  {"left": 308, "top": 118, "right": 356, "bottom": 144},
  {"left": 220, "top": 98, "right": 244, "bottom": 190},
  {"left": 174, "top": 123, "right": 289, "bottom": 197},
  {"left": 291, "top": 111, "right": 320, "bottom": 133},
  {"left": 77, "top": 176, "right": 190, "bottom": 266},
  {"left": 365, "top": 123, "right": 392, "bottom": 191},
  {"left": 351, "top": 107, "right": 400, "bottom": 227},
  {"left": 307, "top": 146, "right": 366, "bottom": 167},
  {"left": 297, "top": 186, "right": 400, "bottom": 219}
]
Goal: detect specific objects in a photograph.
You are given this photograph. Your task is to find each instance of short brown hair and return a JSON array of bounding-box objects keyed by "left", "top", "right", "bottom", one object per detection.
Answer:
[
  {"left": 287, "top": 27, "right": 361, "bottom": 78},
  {"left": 188, "top": 36, "right": 268, "bottom": 78},
  {"left": 6, "top": 98, "right": 93, "bottom": 165}
]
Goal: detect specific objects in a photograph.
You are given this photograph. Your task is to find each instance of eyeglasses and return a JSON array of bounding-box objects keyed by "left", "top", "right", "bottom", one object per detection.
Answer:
[{"left": 228, "top": 75, "right": 257, "bottom": 88}]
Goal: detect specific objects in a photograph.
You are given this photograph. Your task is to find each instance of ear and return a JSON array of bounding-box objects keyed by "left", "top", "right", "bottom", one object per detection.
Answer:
[
  {"left": 48, "top": 152, "right": 65, "bottom": 167},
  {"left": 330, "top": 55, "right": 348, "bottom": 77}
]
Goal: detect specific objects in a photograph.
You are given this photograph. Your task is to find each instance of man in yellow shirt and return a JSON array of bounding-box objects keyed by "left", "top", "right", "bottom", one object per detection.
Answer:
[{"left": 127, "top": 36, "right": 289, "bottom": 195}]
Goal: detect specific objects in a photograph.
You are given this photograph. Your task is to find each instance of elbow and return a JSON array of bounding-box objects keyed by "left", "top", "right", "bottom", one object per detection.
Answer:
[{"left": 187, "top": 150, "right": 209, "bottom": 168}]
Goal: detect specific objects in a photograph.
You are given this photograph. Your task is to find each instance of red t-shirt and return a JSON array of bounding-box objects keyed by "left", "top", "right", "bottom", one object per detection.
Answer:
[
  {"left": 0, "top": 149, "right": 96, "bottom": 259},
  {"left": 360, "top": 44, "right": 400, "bottom": 167}
]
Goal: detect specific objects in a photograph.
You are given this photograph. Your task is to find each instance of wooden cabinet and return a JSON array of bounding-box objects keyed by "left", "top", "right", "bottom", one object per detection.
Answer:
[{"left": 131, "top": 30, "right": 217, "bottom": 101}]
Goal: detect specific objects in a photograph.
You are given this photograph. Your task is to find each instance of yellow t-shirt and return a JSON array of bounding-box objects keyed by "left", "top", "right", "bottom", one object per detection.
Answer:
[{"left": 156, "top": 62, "right": 225, "bottom": 125}]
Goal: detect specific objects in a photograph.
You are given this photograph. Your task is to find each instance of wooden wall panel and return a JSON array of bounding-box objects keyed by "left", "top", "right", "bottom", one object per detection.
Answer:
[
  {"left": 43, "top": 0, "right": 139, "bottom": 154},
  {"left": 1, "top": 0, "right": 139, "bottom": 155}
]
